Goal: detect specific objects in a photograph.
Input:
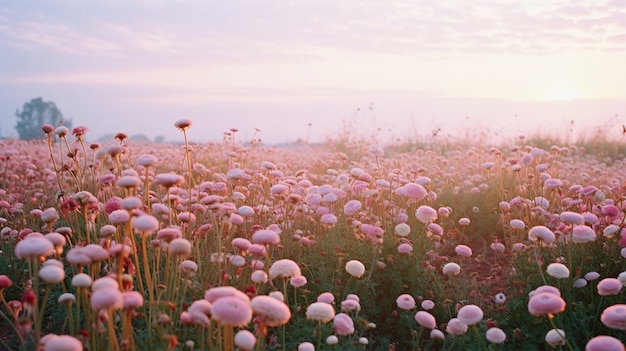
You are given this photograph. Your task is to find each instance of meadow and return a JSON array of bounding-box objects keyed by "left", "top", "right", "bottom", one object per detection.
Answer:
[{"left": 0, "top": 120, "right": 625, "bottom": 351}]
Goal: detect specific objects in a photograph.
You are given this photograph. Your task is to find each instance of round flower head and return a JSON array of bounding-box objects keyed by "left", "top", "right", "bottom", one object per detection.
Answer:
[
  {"left": 545, "top": 329, "right": 566, "bottom": 347},
  {"left": 530, "top": 285, "right": 561, "bottom": 297},
  {"left": 298, "top": 342, "right": 315, "bottom": 351},
  {"left": 168, "top": 238, "right": 192, "bottom": 256},
  {"left": 250, "top": 295, "right": 291, "bottom": 327},
  {"left": 442, "top": 262, "right": 461, "bottom": 276},
  {"left": 91, "top": 286, "right": 123, "bottom": 311},
  {"left": 317, "top": 292, "right": 335, "bottom": 304},
  {"left": 269, "top": 259, "right": 301, "bottom": 279},
  {"left": 15, "top": 234, "right": 55, "bottom": 259},
  {"left": 394, "top": 223, "right": 411, "bottom": 237},
  {"left": 572, "top": 225, "right": 597, "bottom": 243},
  {"left": 44, "top": 335, "right": 83, "bottom": 351},
  {"left": 333, "top": 313, "right": 355, "bottom": 336},
  {"left": 0, "top": 275, "right": 13, "bottom": 289},
  {"left": 345, "top": 260, "right": 366, "bottom": 278},
  {"left": 122, "top": 291, "right": 144, "bottom": 310},
  {"left": 204, "top": 286, "right": 250, "bottom": 303},
  {"left": 455, "top": 245, "right": 472, "bottom": 257},
  {"left": 601, "top": 304, "right": 626, "bottom": 330},
  {"left": 252, "top": 229, "right": 280, "bottom": 245},
  {"left": 494, "top": 293, "right": 507, "bottom": 304},
  {"left": 421, "top": 300, "right": 435, "bottom": 310},
  {"left": 326, "top": 335, "right": 338, "bottom": 345},
  {"left": 585, "top": 336, "right": 626, "bottom": 351},
  {"left": 528, "top": 292, "right": 566, "bottom": 316},
  {"left": 559, "top": 211, "right": 584, "bottom": 224},
  {"left": 39, "top": 264, "right": 65, "bottom": 284},
  {"left": 457, "top": 304, "right": 483, "bottom": 325},
  {"left": 396, "top": 183, "right": 427, "bottom": 201},
  {"left": 528, "top": 225, "right": 555, "bottom": 244},
  {"left": 598, "top": 278, "right": 623, "bottom": 296},
  {"left": 546, "top": 263, "right": 570, "bottom": 279},
  {"left": 306, "top": 302, "right": 335, "bottom": 323},
  {"left": 396, "top": 294, "right": 416, "bottom": 310},
  {"left": 211, "top": 296, "right": 253, "bottom": 327},
  {"left": 430, "top": 329, "right": 445, "bottom": 340},
  {"left": 131, "top": 215, "right": 159, "bottom": 236},
  {"left": 486, "top": 327, "right": 506, "bottom": 344},
  {"left": 415, "top": 205, "right": 438, "bottom": 224},
  {"left": 415, "top": 311, "right": 436, "bottom": 329},
  {"left": 397, "top": 243, "right": 413, "bottom": 254},
  {"left": 174, "top": 118, "right": 193, "bottom": 130},
  {"left": 510, "top": 219, "right": 525, "bottom": 229},
  {"left": 446, "top": 318, "right": 468, "bottom": 335},
  {"left": 234, "top": 330, "right": 256, "bottom": 351}
]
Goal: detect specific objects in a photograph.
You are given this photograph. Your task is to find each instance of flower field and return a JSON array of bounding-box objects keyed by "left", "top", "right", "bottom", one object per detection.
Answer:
[{"left": 0, "top": 120, "right": 625, "bottom": 351}]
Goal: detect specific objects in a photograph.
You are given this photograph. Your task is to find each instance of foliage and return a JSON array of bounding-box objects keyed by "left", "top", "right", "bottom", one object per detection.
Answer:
[{"left": 14, "top": 97, "right": 72, "bottom": 140}]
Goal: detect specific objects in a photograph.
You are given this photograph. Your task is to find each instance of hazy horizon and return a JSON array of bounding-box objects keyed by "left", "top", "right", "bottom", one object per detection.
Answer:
[{"left": 1, "top": 0, "right": 625, "bottom": 145}]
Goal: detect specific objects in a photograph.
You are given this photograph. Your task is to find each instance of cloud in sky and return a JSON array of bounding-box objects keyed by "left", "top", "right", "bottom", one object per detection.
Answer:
[{"left": 0, "top": 1, "right": 625, "bottom": 142}]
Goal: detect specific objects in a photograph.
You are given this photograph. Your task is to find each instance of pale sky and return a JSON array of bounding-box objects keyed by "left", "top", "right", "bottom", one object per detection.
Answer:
[{"left": 1, "top": 0, "right": 625, "bottom": 144}]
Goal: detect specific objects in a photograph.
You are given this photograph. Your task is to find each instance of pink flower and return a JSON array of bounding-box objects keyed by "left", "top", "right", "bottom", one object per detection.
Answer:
[
  {"left": 211, "top": 296, "right": 253, "bottom": 327},
  {"left": 528, "top": 225, "right": 555, "bottom": 244},
  {"left": 527, "top": 292, "right": 566, "bottom": 316},
  {"left": 317, "top": 292, "right": 335, "bottom": 304},
  {"left": 344, "top": 200, "right": 362, "bottom": 215},
  {"left": 457, "top": 305, "right": 483, "bottom": 325},
  {"left": 454, "top": 245, "right": 472, "bottom": 257},
  {"left": 485, "top": 327, "right": 506, "bottom": 344},
  {"left": 585, "top": 335, "right": 625, "bottom": 351},
  {"left": 415, "top": 311, "right": 436, "bottom": 329},
  {"left": 601, "top": 304, "right": 626, "bottom": 330},
  {"left": 415, "top": 205, "right": 437, "bottom": 224},
  {"left": 333, "top": 313, "right": 355, "bottom": 336},
  {"left": 360, "top": 223, "right": 384, "bottom": 243},
  {"left": 397, "top": 243, "right": 413, "bottom": 254},
  {"left": 396, "top": 294, "right": 416, "bottom": 310},
  {"left": 598, "top": 278, "right": 623, "bottom": 296}
]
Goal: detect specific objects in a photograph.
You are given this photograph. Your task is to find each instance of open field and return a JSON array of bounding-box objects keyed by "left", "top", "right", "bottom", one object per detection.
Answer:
[{"left": 1, "top": 121, "right": 625, "bottom": 351}]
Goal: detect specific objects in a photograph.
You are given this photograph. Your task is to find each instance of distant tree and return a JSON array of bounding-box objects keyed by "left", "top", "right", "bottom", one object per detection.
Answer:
[{"left": 14, "top": 97, "right": 72, "bottom": 140}]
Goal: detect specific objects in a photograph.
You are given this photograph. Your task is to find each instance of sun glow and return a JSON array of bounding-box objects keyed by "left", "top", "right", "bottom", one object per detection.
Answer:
[{"left": 541, "top": 87, "right": 586, "bottom": 101}]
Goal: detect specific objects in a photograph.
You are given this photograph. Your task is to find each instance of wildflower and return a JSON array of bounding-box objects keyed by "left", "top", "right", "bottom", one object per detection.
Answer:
[
  {"left": 421, "top": 300, "right": 435, "bottom": 310},
  {"left": 598, "top": 278, "right": 623, "bottom": 296},
  {"left": 585, "top": 335, "right": 625, "bottom": 351},
  {"left": 494, "top": 293, "right": 506, "bottom": 304},
  {"left": 269, "top": 259, "right": 301, "bottom": 280},
  {"left": 574, "top": 279, "right": 588, "bottom": 288},
  {"left": 39, "top": 264, "right": 65, "bottom": 284},
  {"left": 528, "top": 225, "right": 555, "bottom": 244},
  {"left": 601, "top": 304, "right": 626, "bottom": 330},
  {"left": 455, "top": 245, "right": 472, "bottom": 257},
  {"left": 486, "top": 327, "right": 506, "bottom": 344},
  {"left": 15, "top": 233, "right": 55, "bottom": 260},
  {"left": 442, "top": 262, "right": 461, "bottom": 276},
  {"left": 250, "top": 295, "right": 291, "bottom": 327},
  {"left": 43, "top": 335, "right": 83, "bottom": 351},
  {"left": 585, "top": 272, "right": 601, "bottom": 281},
  {"left": 168, "top": 238, "right": 192, "bottom": 257},
  {"left": 345, "top": 260, "right": 366, "bottom": 278},
  {"left": 457, "top": 304, "right": 483, "bottom": 325},
  {"left": 415, "top": 205, "right": 438, "bottom": 224},
  {"left": 458, "top": 218, "right": 470, "bottom": 226},
  {"left": 446, "top": 318, "right": 468, "bottom": 335},
  {"left": 397, "top": 243, "right": 413, "bottom": 254},
  {"left": 251, "top": 270, "right": 268, "bottom": 284},
  {"left": 211, "top": 296, "right": 253, "bottom": 327},
  {"left": 359, "top": 337, "right": 369, "bottom": 345},
  {"left": 333, "top": 313, "right": 355, "bottom": 335},
  {"left": 545, "top": 329, "right": 566, "bottom": 347},
  {"left": 326, "top": 335, "right": 339, "bottom": 345},
  {"left": 528, "top": 292, "right": 566, "bottom": 316},
  {"left": 396, "top": 294, "right": 416, "bottom": 310},
  {"left": 343, "top": 200, "right": 362, "bottom": 215},
  {"left": 392, "top": 223, "right": 411, "bottom": 239},
  {"left": 234, "top": 330, "right": 256, "bottom": 351},
  {"left": 415, "top": 311, "right": 436, "bottom": 329},
  {"left": 306, "top": 302, "right": 335, "bottom": 323},
  {"left": 298, "top": 342, "right": 315, "bottom": 351},
  {"left": 546, "top": 263, "right": 570, "bottom": 279},
  {"left": 430, "top": 329, "right": 445, "bottom": 340},
  {"left": 572, "top": 225, "right": 597, "bottom": 243},
  {"left": 174, "top": 119, "right": 193, "bottom": 130},
  {"left": 510, "top": 219, "right": 525, "bottom": 229},
  {"left": 559, "top": 211, "right": 584, "bottom": 225},
  {"left": 91, "top": 287, "right": 123, "bottom": 311}
]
